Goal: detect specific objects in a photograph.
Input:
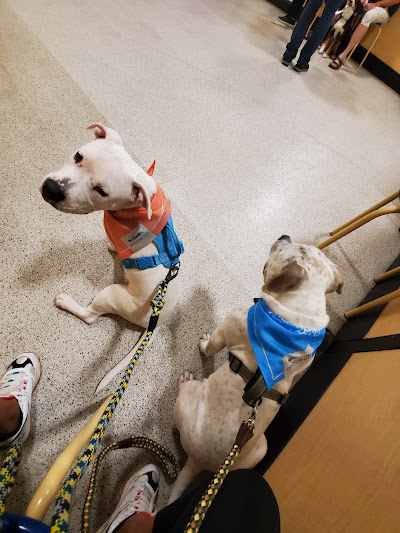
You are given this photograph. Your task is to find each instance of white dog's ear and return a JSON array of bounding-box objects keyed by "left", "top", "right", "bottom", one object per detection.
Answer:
[
  {"left": 87, "top": 123, "right": 123, "bottom": 146},
  {"left": 327, "top": 265, "right": 344, "bottom": 294},
  {"left": 264, "top": 261, "right": 306, "bottom": 293},
  {"left": 132, "top": 163, "right": 156, "bottom": 220},
  {"left": 133, "top": 183, "right": 152, "bottom": 220}
]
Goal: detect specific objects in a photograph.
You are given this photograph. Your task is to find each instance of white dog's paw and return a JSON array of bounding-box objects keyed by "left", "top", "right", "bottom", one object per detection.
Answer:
[
  {"left": 199, "top": 333, "right": 211, "bottom": 354},
  {"left": 180, "top": 371, "right": 194, "bottom": 383},
  {"left": 54, "top": 293, "right": 77, "bottom": 311},
  {"left": 54, "top": 294, "right": 99, "bottom": 324},
  {"left": 179, "top": 371, "right": 194, "bottom": 390}
]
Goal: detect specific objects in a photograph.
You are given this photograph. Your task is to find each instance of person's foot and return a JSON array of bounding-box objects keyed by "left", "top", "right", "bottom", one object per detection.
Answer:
[
  {"left": 293, "top": 63, "right": 309, "bottom": 72},
  {"left": 281, "top": 56, "right": 292, "bottom": 67},
  {"left": 97, "top": 465, "right": 159, "bottom": 533},
  {"left": 0, "top": 353, "right": 41, "bottom": 448},
  {"left": 278, "top": 15, "right": 296, "bottom": 27},
  {"left": 329, "top": 57, "right": 344, "bottom": 70}
]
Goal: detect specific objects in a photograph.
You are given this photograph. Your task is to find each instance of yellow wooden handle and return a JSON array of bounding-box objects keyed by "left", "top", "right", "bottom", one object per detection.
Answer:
[{"left": 25, "top": 395, "right": 112, "bottom": 521}]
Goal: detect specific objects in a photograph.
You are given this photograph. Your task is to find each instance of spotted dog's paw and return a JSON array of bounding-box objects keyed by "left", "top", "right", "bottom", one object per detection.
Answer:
[{"left": 199, "top": 333, "right": 211, "bottom": 355}]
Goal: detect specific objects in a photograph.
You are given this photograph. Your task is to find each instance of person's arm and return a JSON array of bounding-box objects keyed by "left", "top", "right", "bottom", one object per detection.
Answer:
[{"left": 364, "top": 0, "right": 400, "bottom": 9}]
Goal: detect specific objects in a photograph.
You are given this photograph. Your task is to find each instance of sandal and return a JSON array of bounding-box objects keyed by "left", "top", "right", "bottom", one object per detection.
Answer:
[{"left": 329, "top": 57, "right": 344, "bottom": 70}]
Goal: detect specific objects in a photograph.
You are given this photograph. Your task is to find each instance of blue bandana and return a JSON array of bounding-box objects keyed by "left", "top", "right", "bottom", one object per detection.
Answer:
[{"left": 247, "top": 299, "right": 326, "bottom": 390}]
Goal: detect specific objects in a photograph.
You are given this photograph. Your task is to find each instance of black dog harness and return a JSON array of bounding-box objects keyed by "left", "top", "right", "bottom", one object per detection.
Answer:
[{"left": 229, "top": 353, "right": 290, "bottom": 407}]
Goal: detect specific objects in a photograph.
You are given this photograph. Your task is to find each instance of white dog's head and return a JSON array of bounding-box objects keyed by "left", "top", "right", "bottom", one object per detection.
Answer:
[
  {"left": 40, "top": 123, "right": 157, "bottom": 218},
  {"left": 263, "top": 235, "right": 343, "bottom": 296}
]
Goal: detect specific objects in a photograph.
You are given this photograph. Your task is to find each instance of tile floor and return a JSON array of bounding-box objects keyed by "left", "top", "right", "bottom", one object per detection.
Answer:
[{"left": 0, "top": 0, "right": 399, "bottom": 528}]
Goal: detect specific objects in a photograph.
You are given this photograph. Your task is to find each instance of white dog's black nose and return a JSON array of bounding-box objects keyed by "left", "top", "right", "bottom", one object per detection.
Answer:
[
  {"left": 278, "top": 235, "right": 292, "bottom": 242},
  {"left": 41, "top": 178, "right": 66, "bottom": 203}
]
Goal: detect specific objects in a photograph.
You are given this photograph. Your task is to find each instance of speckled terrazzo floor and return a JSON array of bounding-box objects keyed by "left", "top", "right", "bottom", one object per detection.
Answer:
[{"left": 1, "top": 0, "right": 399, "bottom": 529}]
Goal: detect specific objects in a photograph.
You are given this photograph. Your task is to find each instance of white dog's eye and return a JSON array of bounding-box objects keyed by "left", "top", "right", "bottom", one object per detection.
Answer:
[
  {"left": 74, "top": 152, "right": 83, "bottom": 164},
  {"left": 93, "top": 185, "right": 108, "bottom": 197}
]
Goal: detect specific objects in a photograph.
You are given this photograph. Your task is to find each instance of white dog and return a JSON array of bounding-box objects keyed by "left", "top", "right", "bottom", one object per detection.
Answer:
[
  {"left": 170, "top": 236, "right": 343, "bottom": 502},
  {"left": 40, "top": 123, "right": 183, "bottom": 392}
]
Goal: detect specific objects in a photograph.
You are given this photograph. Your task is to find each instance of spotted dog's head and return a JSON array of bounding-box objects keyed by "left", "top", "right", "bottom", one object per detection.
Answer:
[
  {"left": 263, "top": 235, "right": 343, "bottom": 296},
  {"left": 40, "top": 123, "right": 156, "bottom": 218}
]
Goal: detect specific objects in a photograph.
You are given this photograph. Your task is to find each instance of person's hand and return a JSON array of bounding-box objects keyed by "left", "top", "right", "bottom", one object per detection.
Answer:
[{"left": 363, "top": 2, "right": 377, "bottom": 10}]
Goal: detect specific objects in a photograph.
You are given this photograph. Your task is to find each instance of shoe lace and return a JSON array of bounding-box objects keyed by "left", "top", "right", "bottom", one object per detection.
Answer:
[
  {"left": 0, "top": 367, "right": 34, "bottom": 404},
  {"left": 131, "top": 479, "right": 153, "bottom": 512}
]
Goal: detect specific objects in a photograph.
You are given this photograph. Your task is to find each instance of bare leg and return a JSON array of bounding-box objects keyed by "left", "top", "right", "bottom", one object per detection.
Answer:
[
  {"left": 0, "top": 398, "right": 21, "bottom": 438},
  {"left": 117, "top": 513, "right": 155, "bottom": 533},
  {"left": 199, "top": 329, "right": 226, "bottom": 358},
  {"left": 338, "top": 24, "right": 368, "bottom": 61}
]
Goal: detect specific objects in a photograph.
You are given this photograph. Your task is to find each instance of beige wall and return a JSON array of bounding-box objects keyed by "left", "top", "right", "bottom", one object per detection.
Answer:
[{"left": 361, "top": 11, "right": 400, "bottom": 73}]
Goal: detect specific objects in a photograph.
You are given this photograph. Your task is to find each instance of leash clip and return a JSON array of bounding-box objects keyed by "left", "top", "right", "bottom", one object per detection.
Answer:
[
  {"left": 165, "top": 263, "right": 180, "bottom": 283},
  {"left": 248, "top": 399, "right": 260, "bottom": 428}
]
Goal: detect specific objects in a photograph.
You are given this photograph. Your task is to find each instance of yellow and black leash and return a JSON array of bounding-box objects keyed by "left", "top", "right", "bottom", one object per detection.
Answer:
[
  {"left": 0, "top": 444, "right": 22, "bottom": 527},
  {"left": 81, "top": 436, "right": 178, "bottom": 533},
  {"left": 50, "top": 264, "right": 179, "bottom": 533},
  {"left": 184, "top": 403, "right": 259, "bottom": 533}
]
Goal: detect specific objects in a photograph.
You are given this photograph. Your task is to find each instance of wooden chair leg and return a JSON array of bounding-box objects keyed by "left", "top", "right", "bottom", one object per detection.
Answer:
[
  {"left": 375, "top": 266, "right": 400, "bottom": 283},
  {"left": 345, "top": 288, "right": 400, "bottom": 318},
  {"left": 330, "top": 191, "right": 399, "bottom": 235},
  {"left": 359, "top": 26, "right": 381, "bottom": 68},
  {"left": 318, "top": 206, "right": 400, "bottom": 249},
  {"left": 344, "top": 43, "right": 357, "bottom": 64},
  {"left": 307, "top": 2, "right": 325, "bottom": 36}
]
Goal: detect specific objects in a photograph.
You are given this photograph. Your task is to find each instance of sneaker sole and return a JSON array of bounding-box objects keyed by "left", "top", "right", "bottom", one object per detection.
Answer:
[{"left": 278, "top": 19, "right": 295, "bottom": 28}]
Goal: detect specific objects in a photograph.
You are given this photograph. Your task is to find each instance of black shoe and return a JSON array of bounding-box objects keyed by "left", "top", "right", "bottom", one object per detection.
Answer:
[
  {"left": 282, "top": 56, "right": 292, "bottom": 67},
  {"left": 293, "top": 63, "right": 309, "bottom": 72},
  {"left": 278, "top": 15, "right": 296, "bottom": 27}
]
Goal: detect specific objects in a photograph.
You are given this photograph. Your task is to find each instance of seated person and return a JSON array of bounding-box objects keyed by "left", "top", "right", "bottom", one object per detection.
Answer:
[{"left": 329, "top": 0, "right": 400, "bottom": 68}]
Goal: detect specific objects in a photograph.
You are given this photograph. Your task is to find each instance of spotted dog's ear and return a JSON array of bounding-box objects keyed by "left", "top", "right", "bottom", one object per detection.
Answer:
[
  {"left": 327, "top": 265, "right": 344, "bottom": 294},
  {"left": 87, "top": 123, "right": 123, "bottom": 146},
  {"left": 264, "top": 261, "right": 306, "bottom": 293}
]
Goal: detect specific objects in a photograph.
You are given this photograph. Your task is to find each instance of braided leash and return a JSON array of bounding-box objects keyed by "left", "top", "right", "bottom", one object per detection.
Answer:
[
  {"left": 81, "top": 436, "right": 178, "bottom": 533},
  {"left": 50, "top": 264, "right": 179, "bottom": 533},
  {"left": 0, "top": 444, "right": 22, "bottom": 525},
  {"left": 184, "top": 406, "right": 258, "bottom": 533}
]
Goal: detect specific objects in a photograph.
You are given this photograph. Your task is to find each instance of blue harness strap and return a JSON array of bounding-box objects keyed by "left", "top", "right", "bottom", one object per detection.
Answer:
[{"left": 123, "top": 215, "right": 184, "bottom": 270}]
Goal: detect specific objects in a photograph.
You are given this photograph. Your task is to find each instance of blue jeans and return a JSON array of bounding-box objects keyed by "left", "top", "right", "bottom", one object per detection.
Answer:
[{"left": 284, "top": 0, "right": 343, "bottom": 68}]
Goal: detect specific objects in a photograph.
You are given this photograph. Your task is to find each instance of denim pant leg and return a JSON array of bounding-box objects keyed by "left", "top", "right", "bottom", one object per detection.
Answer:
[
  {"left": 284, "top": 0, "right": 323, "bottom": 62},
  {"left": 297, "top": 0, "right": 343, "bottom": 67}
]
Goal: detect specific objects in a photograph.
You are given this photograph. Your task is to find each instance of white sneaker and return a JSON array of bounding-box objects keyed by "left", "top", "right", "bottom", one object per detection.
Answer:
[
  {"left": 0, "top": 353, "right": 41, "bottom": 448},
  {"left": 97, "top": 464, "right": 159, "bottom": 533}
]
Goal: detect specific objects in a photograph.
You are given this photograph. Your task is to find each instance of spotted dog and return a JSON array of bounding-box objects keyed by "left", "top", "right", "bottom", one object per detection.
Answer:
[{"left": 169, "top": 236, "right": 343, "bottom": 502}]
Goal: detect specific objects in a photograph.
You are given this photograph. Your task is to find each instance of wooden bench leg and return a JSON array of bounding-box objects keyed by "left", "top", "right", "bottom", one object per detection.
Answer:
[
  {"left": 375, "top": 266, "right": 400, "bottom": 283},
  {"left": 345, "top": 288, "right": 400, "bottom": 319},
  {"left": 330, "top": 192, "right": 399, "bottom": 236},
  {"left": 318, "top": 206, "right": 400, "bottom": 249}
]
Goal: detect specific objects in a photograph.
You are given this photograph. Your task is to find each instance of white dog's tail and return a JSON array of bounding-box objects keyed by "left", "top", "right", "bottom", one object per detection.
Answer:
[{"left": 95, "top": 327, "right": 159, "bottom": 393}]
